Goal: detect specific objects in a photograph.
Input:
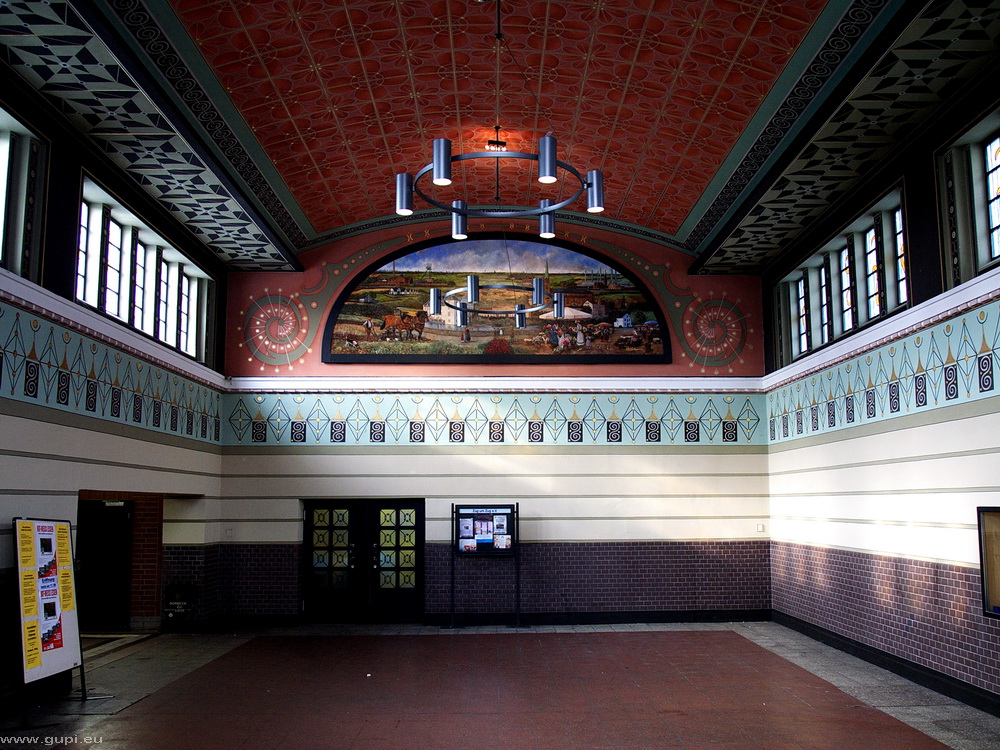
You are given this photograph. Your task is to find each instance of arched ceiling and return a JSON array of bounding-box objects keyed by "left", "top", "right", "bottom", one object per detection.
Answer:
[{"left": 1, "top": 1, "right": 999, "bottom": 273}]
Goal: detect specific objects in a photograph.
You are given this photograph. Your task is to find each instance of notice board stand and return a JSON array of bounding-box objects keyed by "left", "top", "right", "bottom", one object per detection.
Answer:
[
  {"left": 11, "top": 517, "right": 112, "bottom": 716},
  {"left": 449, "top": 503, "right": 521, "bottom": 628}
]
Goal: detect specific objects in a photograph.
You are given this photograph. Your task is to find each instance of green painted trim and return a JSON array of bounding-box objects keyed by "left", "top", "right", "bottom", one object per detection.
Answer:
[
  {"left": 222, "top": 444, "right": 768, "bottom": 456},
  {"left": 771, "top": 516, "right": 976, "bottom": 530},
  {"left": 0, "top": 447, "right": 219, "bottom": 479},
  {"left": 0, "top": 391, "right": 223, "bottom": 455},
  {"left": 771, "top": 539, "right": 977, "bottom": 570}
]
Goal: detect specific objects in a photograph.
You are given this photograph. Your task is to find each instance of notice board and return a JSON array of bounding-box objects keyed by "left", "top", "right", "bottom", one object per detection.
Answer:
[
  {"left": 454, "top": 505, "right": 517, "bottom": 555},
  {"left": 14, "top": 518, "right": 82, "bottom": 683},
  {"left": 979, "top": 507, "right": 1000, "bottom": 618}
]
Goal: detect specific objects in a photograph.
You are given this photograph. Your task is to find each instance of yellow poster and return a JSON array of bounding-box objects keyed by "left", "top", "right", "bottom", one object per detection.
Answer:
[
  {"left": 23, "top": 620, "right": 41, "bottom": 670},
  {"left": 55, "top": 523, "right": 71, "bottom": 567},
  {"left": 20, "top": 568, "right": 38, "bottom": 617},
  {"left": 17, "top": 520, "right": 35, "bottom": 568},
  {"left": 59, "top": 567, "right": 75, "bottom": 611}
]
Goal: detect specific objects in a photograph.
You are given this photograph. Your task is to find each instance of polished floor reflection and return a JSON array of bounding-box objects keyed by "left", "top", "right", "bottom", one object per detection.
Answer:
[{"left": 5, "top": 622, "right": 1000, "bottom": 749}]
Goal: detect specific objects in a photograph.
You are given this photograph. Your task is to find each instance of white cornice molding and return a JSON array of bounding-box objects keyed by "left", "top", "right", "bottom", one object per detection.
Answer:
[{"left": 224, "top": 375, "right": 765, "bottom": 393}]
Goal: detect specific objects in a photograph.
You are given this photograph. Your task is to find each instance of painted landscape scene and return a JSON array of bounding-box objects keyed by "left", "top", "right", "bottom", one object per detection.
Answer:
[{"left": 324, "top": 239, "right": 668, "bottom": 362}]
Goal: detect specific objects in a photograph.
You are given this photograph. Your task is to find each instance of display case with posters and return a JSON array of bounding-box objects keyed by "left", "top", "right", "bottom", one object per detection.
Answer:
[
  {"left": 978, "top": 507, "right": 1000, "bottom": 618},
  {"left": 453, "top": 505, "right": 517, "bottom": 556}
]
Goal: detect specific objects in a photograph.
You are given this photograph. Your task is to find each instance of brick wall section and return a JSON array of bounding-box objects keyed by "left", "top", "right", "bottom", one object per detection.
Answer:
[
  {"left": 219, "top": 544, "right": 300, "bottom": 616},
  {"left": 130, "top": 494, "right": 163, "bottom": 618},
  {"left": 426, "top": 540, "right": 771, "bottom": 615},
  {"left": 162, "top": 545, "right": 221, "bottom": 619},
  {"left": 771, "top": 541, "right": 1000, "bottom": 696},
  {"left": 161, "top": 540, "right": 768, "bottom": 620}
]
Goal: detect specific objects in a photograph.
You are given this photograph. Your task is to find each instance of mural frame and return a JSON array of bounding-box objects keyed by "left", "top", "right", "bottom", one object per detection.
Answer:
[{"left": 321, "top": 232, "right": 672, "bottom": 365}]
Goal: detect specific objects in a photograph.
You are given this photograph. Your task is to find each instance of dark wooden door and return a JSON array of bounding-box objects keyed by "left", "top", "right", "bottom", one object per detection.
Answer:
[
  {"left": 75, "top": 498, "right": 133, "bottom": 632},
  {"left": 304, "top": 500, "right": 424, "bottom": 622}
]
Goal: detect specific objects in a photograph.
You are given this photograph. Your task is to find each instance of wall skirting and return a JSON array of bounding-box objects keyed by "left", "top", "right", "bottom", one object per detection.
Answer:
[{"left": 774, "top": 611, "right": 1000, "bottom": 717}]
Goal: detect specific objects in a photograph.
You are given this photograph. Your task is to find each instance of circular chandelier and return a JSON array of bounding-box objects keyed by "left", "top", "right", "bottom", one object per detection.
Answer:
[
  {"left": 393, "top": 1, "right": 605, "bottom": 240},
  {"left": 428, "top": 276, "right": 566, "bottom": 328}
]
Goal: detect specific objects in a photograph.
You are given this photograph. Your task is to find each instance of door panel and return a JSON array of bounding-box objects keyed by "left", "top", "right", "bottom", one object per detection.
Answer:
[
  {"left": 76, "top": 499, "right": 133, "bottom": 632},
  {"left": 305, "top": 500, "right": 424, "bottom": 622}
]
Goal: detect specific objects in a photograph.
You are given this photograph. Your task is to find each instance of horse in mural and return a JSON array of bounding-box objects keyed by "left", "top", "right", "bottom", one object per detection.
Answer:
[{"left": 380, "top": 310, "right": 428, "bottom": 341}]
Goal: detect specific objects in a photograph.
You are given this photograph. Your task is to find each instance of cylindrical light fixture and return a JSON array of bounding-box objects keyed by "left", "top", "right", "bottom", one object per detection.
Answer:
[
  {"left": 457, "top": 301, "right": 470, "bottom": 328},
  {"left": 451, "top": 200, "right": 468, "bottom": 239},
  {"left": 395, "top": 173, "right": 413, "bottom": 216},
  {"left": 433, "top": 138, "right": 452, "bottom": 186},
  {"left": 532, "top": 277, "right": 545, "bottom": 306},
  {"left": 537, "top": 135, "right": 557, "bottom": 184},
  {"left": 586, "top": 170, "right": 605, "bottom": 213},
  {"left": 466, "top": 274, "right": 480, "bottom": 304},
  {"left": 539, "top": 199, "right": 555, "bottom": 239},
  {"left": 514, "top": 303, "right": 527, "bottom": 329},
  {"left": 429, "top": 288, "right": 442, "bottom": 316},
  {"left": 553, "top": 292, "right": 565, "bottom": 319}
]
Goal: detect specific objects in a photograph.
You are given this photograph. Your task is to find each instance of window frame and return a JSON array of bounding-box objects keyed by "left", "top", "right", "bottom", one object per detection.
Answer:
[
  {"left": 940, "top": 112, "right": 1000, "bottom": 285},
  {"left": 75, "top": 178, "right": 215, "bottom": 363},
  {"left": 0, "top": 105, "right": 46, "bottom": 281},
  {"left": 777, "top": 191, "right": 907, "bottom": 363}
]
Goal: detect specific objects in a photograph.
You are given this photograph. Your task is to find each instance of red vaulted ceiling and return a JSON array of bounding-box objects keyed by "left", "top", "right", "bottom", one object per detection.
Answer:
[{"left": 170, "top": 0, "right": 827, "bottom": 238}]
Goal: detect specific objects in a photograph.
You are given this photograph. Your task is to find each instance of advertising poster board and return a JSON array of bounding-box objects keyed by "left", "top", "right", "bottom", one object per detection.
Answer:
[
  {"left": 454, "top": 505, "right": 517, "bottom": 556},
  {"left": 979, "top": 507, "right": 1000, "bottom": 618},
  {"left": 14, "top": 518, "right": 82, "bottom": 684}
]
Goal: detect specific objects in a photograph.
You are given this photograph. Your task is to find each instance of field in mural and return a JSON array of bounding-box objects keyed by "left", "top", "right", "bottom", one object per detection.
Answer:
[{"left": 322, "top": 239, "right": 669, "bottom": 363}]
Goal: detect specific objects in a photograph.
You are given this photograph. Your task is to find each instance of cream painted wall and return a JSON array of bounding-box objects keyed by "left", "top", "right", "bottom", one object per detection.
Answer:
[
  {"left": 0, "top": 411, "right": 222, "bottom": 567},
  {"left": 205, "top": 448, "right": 770, "bottom": 546},
  {"left": 767, "top": 404, "right": 1000, "bottom": 567}
]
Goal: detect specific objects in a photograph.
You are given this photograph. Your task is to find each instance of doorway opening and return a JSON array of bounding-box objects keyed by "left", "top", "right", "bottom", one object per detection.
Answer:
[
  {"left": 303, "top": 499, "right": 424, "bottom": 623},
  {"left": 75, "top": 491, "right": 163, "bottom": 632}
]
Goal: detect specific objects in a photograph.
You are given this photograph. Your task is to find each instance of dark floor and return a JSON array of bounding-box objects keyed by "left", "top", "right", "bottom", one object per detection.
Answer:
[{"left": 4, "top": 623, "right": 1000, "bottom": 749}]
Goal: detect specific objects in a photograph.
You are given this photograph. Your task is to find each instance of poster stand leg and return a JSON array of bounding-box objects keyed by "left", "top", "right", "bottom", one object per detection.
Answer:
[
  {"left": 78, "top": 652, "right": 88, "bottom": 701},
  {"left": 513, "top": 543, "right": 521, "bottom": 628},
  {"left": 511, "top": 505, "right": 526, "bottom": 628},
  {"left": 69, "top": 652, "right": 113, "bottom": 702},
  {"left": 447, "top": 503, "right": 457, "bottom": 629}
]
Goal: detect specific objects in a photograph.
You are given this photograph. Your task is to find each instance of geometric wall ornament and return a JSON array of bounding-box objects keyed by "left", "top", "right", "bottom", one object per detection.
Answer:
[
  {"left": 5, "top": 295, "right": 1000, "bottom": 450},
  {"left": 767, "top": 298, "right": 1000, "bottom": 443}
]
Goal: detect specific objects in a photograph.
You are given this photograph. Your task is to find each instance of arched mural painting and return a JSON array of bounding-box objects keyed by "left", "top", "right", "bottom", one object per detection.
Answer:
[
  {"left": 228, "top": 228, "right": 762, "bottom": 376},
  {"left": 322, "top": 238, "right": 670, "bottom": 364}
]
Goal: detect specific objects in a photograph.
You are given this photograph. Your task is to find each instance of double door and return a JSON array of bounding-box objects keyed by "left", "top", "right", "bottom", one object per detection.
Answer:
[{"left": 304, "top": 500, "right": 424, "bottom": 622}]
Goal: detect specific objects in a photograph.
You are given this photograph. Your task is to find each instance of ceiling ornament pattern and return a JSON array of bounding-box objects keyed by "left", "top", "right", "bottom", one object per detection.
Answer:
[
  {"left": 0, "top": 0, "right": 296, "bottom": 271},
  {"left": 702, "top": 1, "right": 1000, "bottom": 273},
  {"left": 161, "top": 0, "right": 828, "bottom": 246},
  {"left": 684, "top": 0, "right": 893, "bottom": 253},
  {"left": 103, "top": 0, "right": 310, "bottom": 250},
  {"left": 5, "top": 1, "right": 995, "bottom": 275}
]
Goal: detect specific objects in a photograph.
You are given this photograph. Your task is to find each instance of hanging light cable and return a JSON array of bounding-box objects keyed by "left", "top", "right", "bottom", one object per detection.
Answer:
[{"left": 394, "top": 0, "right": 605, "bottom": 237}]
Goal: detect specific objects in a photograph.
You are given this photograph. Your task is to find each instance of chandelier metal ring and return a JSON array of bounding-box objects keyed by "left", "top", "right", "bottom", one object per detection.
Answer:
[
  {"left": 440, "top": 283, "right": 553, "bottom": 316},
  {"left": 412, "top": 151, "right": 587, "bottom": 218}
]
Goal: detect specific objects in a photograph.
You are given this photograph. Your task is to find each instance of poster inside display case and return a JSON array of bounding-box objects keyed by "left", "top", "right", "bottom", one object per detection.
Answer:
[
  {"left": 979, "top": 507, "right": 1000, "bottom": 618},
  {"left": 13, "top": 517, "right": 82, "bottom": 683},
  {"left": 454, "top": 505, "right": 517, "bottom": 555}
]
